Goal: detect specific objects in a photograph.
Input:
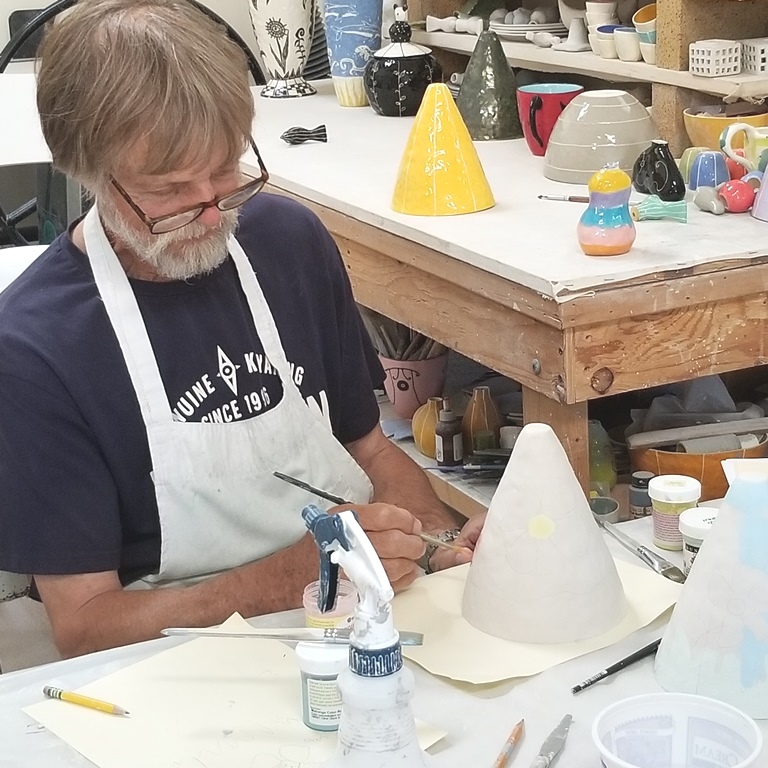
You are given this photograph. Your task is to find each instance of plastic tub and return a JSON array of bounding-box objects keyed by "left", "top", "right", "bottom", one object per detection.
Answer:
[
  {"left": 679, "top": 505, "right": 718, "bottom": 576},
  {"left": 593, "top": 693, "right": 763, "bottom": 768},
  {"left": 303, "top": 579, "right": 358, "bottom": 629},
  {"left": 648, "top": 474, "right": 701, "bottom": 551}
]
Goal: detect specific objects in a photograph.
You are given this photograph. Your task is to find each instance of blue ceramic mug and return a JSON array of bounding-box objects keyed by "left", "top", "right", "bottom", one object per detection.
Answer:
[{"left": 688, "top": 151, "right": 729, "bottom": 191}]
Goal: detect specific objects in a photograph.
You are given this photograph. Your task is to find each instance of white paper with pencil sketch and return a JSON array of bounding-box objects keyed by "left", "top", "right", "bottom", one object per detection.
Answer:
[
  {"left": 654, "top": 459, "right": 768, "bottom": 719},
  {"left": 463, "top": 423, "right": 627, "bottom": 643},
  {"left": 23, "top": 614, "right": 445, "bottom": 768}
]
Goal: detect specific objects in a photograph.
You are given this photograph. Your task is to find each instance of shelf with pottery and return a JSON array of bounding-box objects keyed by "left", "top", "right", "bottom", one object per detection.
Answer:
[{"left": 410, "top": 30, "right": 768, "bottom": 100}]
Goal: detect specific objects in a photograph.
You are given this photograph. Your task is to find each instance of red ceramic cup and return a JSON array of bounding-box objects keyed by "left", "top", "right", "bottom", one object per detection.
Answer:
[{"left": 516, "top": 83, "right": 584, "bottom": 156}]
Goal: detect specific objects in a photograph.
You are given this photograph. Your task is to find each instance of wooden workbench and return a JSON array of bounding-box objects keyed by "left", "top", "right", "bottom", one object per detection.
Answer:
[{"left": 244, "top": 80, "right": 768, "bottom": 495}]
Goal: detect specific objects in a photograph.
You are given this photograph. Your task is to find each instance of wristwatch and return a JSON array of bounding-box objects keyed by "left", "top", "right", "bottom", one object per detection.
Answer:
[{"left": 421, "top": 527, "right": 462, "bottom": 575}]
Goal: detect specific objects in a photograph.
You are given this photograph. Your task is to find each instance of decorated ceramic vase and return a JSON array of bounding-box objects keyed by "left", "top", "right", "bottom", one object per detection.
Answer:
[
  {"left": 249, "top": 0, "right": 316, "bottom": 99},
  {"left": 363, "top": 14, "right": 438, "bottom": 117},
  {"left": 577, "top": 165, "right": 636, "bottom": 257},
  {"left": 632, "top": 140, "right": 686, "bottom": 201},
  {"left": 325, "top": 0, "right": 382, "bottom": 107}
]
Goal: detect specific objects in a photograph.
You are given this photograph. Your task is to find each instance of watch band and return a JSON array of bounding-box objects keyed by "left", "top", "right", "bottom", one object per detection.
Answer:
[{"left": 421, "top": 527, "right": 462, "bottom": 575}]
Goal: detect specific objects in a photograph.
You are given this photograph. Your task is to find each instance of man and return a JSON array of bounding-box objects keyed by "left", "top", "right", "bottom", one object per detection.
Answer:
[{"left": 0, "top": 0, "right": 483, "bottom": 659}]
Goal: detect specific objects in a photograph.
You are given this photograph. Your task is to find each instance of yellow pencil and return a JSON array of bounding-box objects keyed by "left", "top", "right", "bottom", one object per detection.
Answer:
[
  {"left": 492, "top": 718, "right": 524, "bottom": 768},
  {"left": 43, "top": 686, "right": 130, "bottom": 716}
]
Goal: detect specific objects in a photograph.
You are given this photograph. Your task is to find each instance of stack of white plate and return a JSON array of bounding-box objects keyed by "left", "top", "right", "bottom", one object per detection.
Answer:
[{"left": 489, "top": 21, "right": 568, "bottom": 41}]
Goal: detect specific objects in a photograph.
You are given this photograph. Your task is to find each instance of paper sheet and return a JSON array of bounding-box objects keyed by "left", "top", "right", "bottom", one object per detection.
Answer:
[
  {"left": 24, "top": 614, "right": 444, "bottom": 768},
  {"left": 394, "top": 560, "right": 682, "bottom": 684}
]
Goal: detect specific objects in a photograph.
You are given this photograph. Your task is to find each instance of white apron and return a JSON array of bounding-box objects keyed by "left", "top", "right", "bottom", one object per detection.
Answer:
[{"left": 83, "top": 207, "right": 373, "bottom": 586}]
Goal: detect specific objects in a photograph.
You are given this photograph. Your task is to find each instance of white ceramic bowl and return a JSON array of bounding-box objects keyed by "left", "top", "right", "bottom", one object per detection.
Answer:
[
  {"left": 597, "top": 36, "right": 618, "bottom": 58},
  {"left": 593, "top": 693, "right": 763, "bottom": 768},
  {"left": 586, "top": 12, "right": 619, "bottom": 26},
  {"left": 588, "top": 33, "right": 600, "bottom": 53},
  {"left": 544, "top": 89, "right": 657, "bottom": 184},
  {"left": 586, "top": 0, "right": 617, "bottom": 13},
  {"left": 639, "top": 40, "right": 656, "bottom": 63},
  {"left": 614, "top": 27, "right": 641, "bottom": 60}
]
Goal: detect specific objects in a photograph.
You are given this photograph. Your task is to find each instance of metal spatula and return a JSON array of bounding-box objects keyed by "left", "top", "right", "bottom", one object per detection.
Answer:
[
  {"left": 162, "top": 626, "right": 424, "bottom": 645},
  {"left": 600, "top": 521, "right": 687, "bottom": 583}
]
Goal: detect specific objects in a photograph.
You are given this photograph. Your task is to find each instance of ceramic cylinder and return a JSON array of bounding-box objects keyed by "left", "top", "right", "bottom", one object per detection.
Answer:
[
  {"left": 249, "top": 0, "right": 317, "bottom": 99},
  {"left": 325, "top": 0, "right": 381, "bottom": 107}
]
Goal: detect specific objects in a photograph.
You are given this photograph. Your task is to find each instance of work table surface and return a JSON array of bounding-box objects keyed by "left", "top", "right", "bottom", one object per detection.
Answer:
[
  {"left": 1, "top": 518, "right": 765, "bottom": 767},
  {"left": 246, "top": 80, "right": 768, "bottom": 300}
]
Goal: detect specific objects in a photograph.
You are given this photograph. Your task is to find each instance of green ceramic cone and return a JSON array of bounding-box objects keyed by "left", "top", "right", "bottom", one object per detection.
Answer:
[{"left": 456, "top": 30, "right": 522, "bottom": 141}]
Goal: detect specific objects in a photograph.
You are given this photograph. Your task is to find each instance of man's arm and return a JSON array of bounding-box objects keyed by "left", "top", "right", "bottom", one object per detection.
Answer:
[
  {"left": 345, "top": 424, "right": 458, "bottom": 533},
  {"left": 35, "top": 489, "right": 428, "bottom": 658}
]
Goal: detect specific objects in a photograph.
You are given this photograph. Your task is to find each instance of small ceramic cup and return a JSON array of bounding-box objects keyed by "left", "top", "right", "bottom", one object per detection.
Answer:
[
  {"left": 588, "top": 33, "right": 600, "bottom": 53},
  {"left": 678, "top": 146, "right": 708, "bottom": 184},
  {"left": 586, "top": 13, "right": 619, "bottom": 27},
  {"left": 688, "top": 150, "right": 730, "bottom": 191},
  {"left": 586, "top": 1, "right": 618, "bottom": 14},
  {"left": 596, "top": 23, "right": 621, "bottom": 38},
  {"left": 752, "top": 179, "right": 768, "bottom": 222},
  {"left": 632, "top": 3, "right": 656, "bottom": 43},
  {"left": 590, "top": 496, "right": 620, "bottom": 524},
  {"left": 614, "top": 26, "right": 641, "bottom": 61},
  {"left": 639, "top": 41, "right": 656, "bottom": 63},
  {"left": 597, "top": 36, "right": 618, "bottom": 58},
  {"left": 516, "top": 82, "right": 585, "bottom": 156}
]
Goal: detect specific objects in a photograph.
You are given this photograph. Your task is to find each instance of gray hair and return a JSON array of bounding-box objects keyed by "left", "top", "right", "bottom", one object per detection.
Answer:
[{"left": 36, "top": 0, "right": 254, "bottom": 188}]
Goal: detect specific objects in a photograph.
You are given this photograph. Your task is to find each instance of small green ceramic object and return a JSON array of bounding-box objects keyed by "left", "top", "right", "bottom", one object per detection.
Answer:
[
  {"left": 456, "top": 30, "right": 522, "bottom": 141},
  {"left": 630, "top": 195, "right": 688, "bottom": 223}
]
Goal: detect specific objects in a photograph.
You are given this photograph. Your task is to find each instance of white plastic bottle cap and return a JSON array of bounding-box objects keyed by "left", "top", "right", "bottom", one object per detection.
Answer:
[
  {"left": 648, "top": 474, "right": 702, "bottom": 503},
  {"left": 295, "top": 641, "right": 348, "bottom": 676},
  {"left": 679, "top": 506, "right": 718, "bottom": 542}
]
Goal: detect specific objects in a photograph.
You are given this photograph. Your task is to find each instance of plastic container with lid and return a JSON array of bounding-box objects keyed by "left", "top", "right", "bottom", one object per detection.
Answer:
[
  {"left": 628, "top": 470, "right": 654, "bottom": 518},
  {"left": 303, "top": 579, "right": 358, "bottom": 629},
  {"left": 648, "top": 474, "right": 701, "bottom": 551},
  {"left": 295, "top": 641, "right": 349, "bottom": 732},
  {"left": 679, "top": 506, "right": 718, "bottom": 576}
]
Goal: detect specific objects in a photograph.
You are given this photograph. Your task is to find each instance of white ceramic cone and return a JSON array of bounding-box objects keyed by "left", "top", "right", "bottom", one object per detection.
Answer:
[
  {"left": 462, "top": 422, "right": 627, "bottom": 643},
  {"left": 655, "top": 459, "right": 768, "bottom": 718}
]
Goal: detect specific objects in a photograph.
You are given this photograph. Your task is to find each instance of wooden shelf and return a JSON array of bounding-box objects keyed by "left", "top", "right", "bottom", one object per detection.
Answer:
[{"left": 412, "top": 30, "right": 768, "bottom": 100}]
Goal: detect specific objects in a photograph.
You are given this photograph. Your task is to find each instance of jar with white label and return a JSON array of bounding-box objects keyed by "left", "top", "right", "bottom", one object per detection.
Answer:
[
  {"left": 679, "top": 506, "right": 718, "bottom": 576},
  {"left": 295, "top": 642, "right": 349, "bottom": 732}
]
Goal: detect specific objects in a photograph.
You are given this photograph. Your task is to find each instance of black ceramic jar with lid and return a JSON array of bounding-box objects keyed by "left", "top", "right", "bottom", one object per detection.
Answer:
[{"left": 363, "top": 11, "right": 439, "bottom": 117}]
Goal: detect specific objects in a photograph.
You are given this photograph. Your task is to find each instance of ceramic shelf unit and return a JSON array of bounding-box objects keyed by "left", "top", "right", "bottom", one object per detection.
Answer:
[{"left": 410, "top": 31, "right": 768, "bottom": 101}]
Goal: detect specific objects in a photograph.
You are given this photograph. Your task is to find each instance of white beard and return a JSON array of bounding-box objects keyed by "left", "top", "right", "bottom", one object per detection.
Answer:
[{"left": 97, "top": 197, "right": 240, "bottom": 281}]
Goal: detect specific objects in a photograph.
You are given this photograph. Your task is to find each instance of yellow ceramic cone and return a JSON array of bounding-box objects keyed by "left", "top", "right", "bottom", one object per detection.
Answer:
[{"left": 392, "top": 83, "right": 495, "bottom": 216}]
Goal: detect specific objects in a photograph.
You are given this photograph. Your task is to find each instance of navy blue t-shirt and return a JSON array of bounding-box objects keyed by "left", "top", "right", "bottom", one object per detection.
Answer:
[{"left": 0, "top": 194, "right": 384, "bottom": 584}]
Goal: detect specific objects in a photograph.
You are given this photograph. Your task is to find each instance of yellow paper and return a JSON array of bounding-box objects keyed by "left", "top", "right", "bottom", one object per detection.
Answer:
[
  {"left": 395, "top": 559, "right": 682, "bottom": 684},
  {"left": 24, "top": 614, "right": 444, "bottom": 768}
]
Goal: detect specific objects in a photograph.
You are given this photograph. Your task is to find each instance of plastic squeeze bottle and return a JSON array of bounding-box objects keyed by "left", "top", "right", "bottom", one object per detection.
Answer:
[{"left": 302, "top": 505, "right": 429, "bottom": 768}]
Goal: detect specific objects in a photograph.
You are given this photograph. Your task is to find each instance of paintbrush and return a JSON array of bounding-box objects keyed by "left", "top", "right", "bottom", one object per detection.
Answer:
[{"left": 272, "top": 471, "right": 466, "bottom": 553}]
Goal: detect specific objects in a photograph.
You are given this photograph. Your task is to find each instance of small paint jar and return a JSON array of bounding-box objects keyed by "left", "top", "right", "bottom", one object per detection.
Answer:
[
  {"left": 628, "top": 470, "right": 654, "bottom": 518},
  {"left": 590, "top": 495, "right": 620, "bottom": 524},
  {"left": 295, "top": 641, "right": 348, "bottom": 732},
  {"left": 648, "top": 475, "right": 701, "bottom": 551},
  {"left": 679, "top": 506, "right": 718, "bottom": 576},
  {"left": 303, "top": 579, "right": 358, "bottom": 629}
]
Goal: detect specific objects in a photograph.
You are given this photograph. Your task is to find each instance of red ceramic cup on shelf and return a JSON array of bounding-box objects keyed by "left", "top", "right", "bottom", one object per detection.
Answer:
[{"left": 516, "top": 83, "right": 584, "bottom": 156}]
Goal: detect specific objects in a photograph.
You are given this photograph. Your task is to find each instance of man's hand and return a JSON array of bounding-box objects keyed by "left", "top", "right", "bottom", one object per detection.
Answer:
[
  {"left": 331, "top": 502, "right": 425, "bottom": 592},
  {"left": 427, "top": 512, "right": 486, "bottom": 573}
]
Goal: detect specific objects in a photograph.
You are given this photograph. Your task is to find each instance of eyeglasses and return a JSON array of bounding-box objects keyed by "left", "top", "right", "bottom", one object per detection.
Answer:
[{"left": 110, "top": 140, "right": 269, "bottom": 235}]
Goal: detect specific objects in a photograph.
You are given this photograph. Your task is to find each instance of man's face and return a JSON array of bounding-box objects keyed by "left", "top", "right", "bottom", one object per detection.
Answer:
[{"left": 99, "top": 146, "right": 242, "bottom": 281}]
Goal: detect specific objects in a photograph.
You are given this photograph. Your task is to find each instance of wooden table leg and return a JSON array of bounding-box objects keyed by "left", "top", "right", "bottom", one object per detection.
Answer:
[{"left": 522, "top": 387, "right": 590, "bottom": 495}]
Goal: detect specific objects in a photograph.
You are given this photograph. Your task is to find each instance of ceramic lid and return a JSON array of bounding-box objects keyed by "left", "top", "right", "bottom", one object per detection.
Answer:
[{"left": 374, "top": 19, "right": 432, "bottom": 58}]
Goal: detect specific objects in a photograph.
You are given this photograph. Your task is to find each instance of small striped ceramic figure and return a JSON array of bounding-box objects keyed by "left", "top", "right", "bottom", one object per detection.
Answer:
[{"left": 577, "top": 165, "right": 636, "bottom": 256}]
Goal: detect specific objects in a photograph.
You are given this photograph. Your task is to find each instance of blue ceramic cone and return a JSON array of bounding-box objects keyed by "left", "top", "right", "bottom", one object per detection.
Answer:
[{"left": 456, "top": 30, "right": 522, "bottom": 141}]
